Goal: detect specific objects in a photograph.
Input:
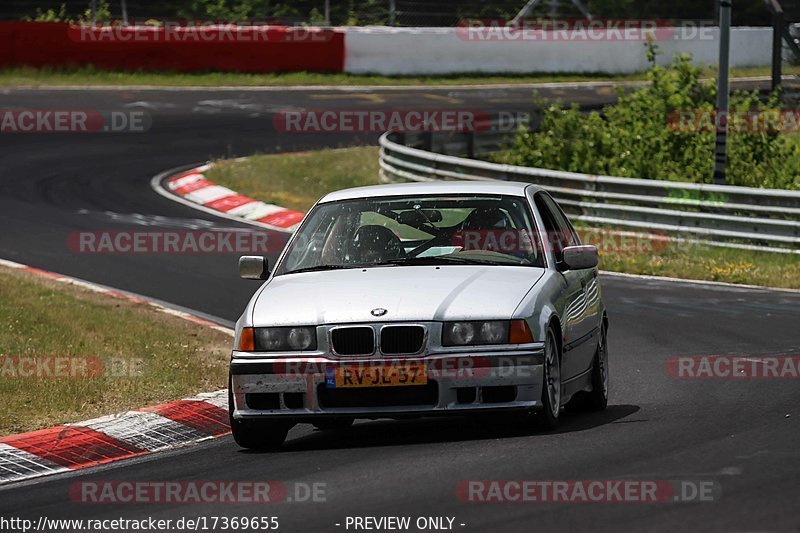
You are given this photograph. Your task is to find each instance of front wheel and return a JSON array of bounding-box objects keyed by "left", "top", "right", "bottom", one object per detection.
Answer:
[
  {"left": 231, "top": 419, "right": 290, "bottom": 450},
  {"left": 537, "top": 327, "right": 562, "bottom": 430},
  {"left": 584, "top": 325, "right": 609, "bottom": 411}
]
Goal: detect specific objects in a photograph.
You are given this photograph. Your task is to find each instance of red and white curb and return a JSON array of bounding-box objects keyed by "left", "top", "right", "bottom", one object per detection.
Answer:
[
  {"left": 0, "top": 391, "right": 229, "bottom": 485},
  {"left": 161, "top": 163, "right": 305, "bottom": 233},
  {"left": 0, "top": 258, "right": 235, "bottom": 485}
]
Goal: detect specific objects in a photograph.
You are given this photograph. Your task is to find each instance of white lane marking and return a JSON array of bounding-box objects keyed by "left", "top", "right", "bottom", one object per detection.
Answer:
[
  {"left": 56, "top": 277, "right": 118, "bottom": 293},
  {"left": 153, "top": 306, "right": 234, "bottom": 337},
  {"left": 76, "top": 209, "right": 221, "bottom": 230},
  {"left": 0, "top": 258, "right": 26, "bottom": 269},
  {"left": 3, "top": 75, "right": 782, "bottom": 92},
  {"left": 122, "top": 101, "right": 178, "bottom": 110},
  {"left": 600, "top": 270, "right": 800, "bottom": 294},
  {"left": 0, "top": 258, "right": 235, "bottom": 335}
]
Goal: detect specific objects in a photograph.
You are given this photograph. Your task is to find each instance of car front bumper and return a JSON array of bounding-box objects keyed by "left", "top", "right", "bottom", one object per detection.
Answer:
[{"left": 229, "top": 348, "right": 545, "bottom": 420}]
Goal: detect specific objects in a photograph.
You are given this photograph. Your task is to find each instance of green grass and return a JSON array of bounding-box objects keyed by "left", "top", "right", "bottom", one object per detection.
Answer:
[
  {"left": 598, "top": 244, "right": 800, "bottom": 289},
  {"left": 574, "top": 224, "right": 800, "bottom": 289},
  {"left": 207, "top": 146, "right": 800, "bottom": 289},
  {"left": 206, "top": 147, "right": 381, "bottom": 211},
  {"left": 0, "top": 266, "right": 232, "bottom": 436},
  {"left": 0, "top": 65, "right": 796, "bottom": 88}
]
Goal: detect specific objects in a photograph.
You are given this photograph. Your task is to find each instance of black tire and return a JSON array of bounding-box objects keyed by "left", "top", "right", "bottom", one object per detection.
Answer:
[
  {"left": 538, "top": 326, "right": 562, "bottom": 430},
  {"left": 312, "top": 418, "right": 355, "bottom": 431},
  {"left": 231, "top": 419, "right": 290, "bottom": 450},
  {"left": 584, "top": 325, "right": 609, "bottom": 411},
  {"left": 228, "top": 379, "right": 292, "bottom": 450}
]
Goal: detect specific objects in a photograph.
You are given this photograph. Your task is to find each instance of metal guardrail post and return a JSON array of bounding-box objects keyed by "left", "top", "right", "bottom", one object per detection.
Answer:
[
  {"left": 769, "top": 0, "right": 784, "bottom": 92},
  {"left": 713, "top": 0, "right": 732, "bottom": 186},
  {"left": 769, "top": 0, "right": 800, "bottom": 62},
  {"left": 422, "top": 131, "right": 432, "bottom": 153},
  {"left": 782, "top": 25, "right": 800, "bottom": 62},
  {"left": 466, "top": 131, "right": 475, "bottom": 159}
]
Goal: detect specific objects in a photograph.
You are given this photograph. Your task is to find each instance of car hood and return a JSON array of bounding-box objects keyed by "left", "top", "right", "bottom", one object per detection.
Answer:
[{"left": 251, "top": 265, "right": 545, "bottom": 325}]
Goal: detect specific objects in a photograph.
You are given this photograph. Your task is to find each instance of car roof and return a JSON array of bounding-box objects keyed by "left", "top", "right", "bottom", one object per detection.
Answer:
[{"left": 318, "top": 180, "right": 543, "bottom": 204}]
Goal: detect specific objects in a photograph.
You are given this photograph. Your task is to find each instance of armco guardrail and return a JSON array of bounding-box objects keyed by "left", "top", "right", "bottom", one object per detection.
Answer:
[{"left": 379, "top": 131, "right": 800, "bottom": 253}]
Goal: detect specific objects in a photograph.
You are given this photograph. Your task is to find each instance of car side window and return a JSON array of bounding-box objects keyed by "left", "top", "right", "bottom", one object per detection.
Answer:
[
  {"left": 545, "top": 194, "right": 580, "bottom": 246},
  {"left": 534, "top": 193, "right": 579, "bottom": 257}
]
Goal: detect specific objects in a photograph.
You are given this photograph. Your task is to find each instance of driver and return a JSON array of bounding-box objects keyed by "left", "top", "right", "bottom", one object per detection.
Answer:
[
  {"left": 352, "top": 225, "right": 404, "bottom": 263},
  {"left": 461, "top": 207, "right": 510, "bottom": 230}
]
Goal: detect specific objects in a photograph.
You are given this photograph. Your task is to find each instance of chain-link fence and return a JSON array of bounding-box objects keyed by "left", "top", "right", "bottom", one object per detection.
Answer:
[{"left": 2, "top": 0, "right": 794, "bottom": 25}]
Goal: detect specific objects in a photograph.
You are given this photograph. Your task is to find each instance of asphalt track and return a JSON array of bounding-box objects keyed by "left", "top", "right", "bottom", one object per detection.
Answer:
[{"left": 0, "top": 81, "right": 799, "bottom": 532}]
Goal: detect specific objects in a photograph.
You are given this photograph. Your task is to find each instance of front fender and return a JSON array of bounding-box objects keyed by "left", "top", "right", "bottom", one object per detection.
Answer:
[{"left": 513, "top": 270, "right": 567, "bottom": 344}]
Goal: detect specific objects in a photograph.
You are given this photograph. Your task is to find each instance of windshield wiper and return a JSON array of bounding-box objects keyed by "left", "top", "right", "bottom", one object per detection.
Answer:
[
  {"left": 376, "top": 256, "right": 488, "bottom": 266},
  {"left": 287, "top": 255, "right": 527, "bottom": 274},
  {"left": 380, "top": 254, "right": 534, "bottom": 267},
  {"left": 284, "top": 264, "right": 360, "bottom": 275}
]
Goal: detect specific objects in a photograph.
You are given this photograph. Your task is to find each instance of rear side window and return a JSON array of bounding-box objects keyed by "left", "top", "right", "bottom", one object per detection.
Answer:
[{"left": 534, "top": 192, "right": 579, "bottom": 256}]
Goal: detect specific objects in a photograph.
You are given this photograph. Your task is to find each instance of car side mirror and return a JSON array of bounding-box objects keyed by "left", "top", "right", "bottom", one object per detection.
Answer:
[
  {"left": 560, "top": 245, "right": 598, "bottom": 271},
  {"left": 239, "top": 256, "right": 269, "bottom": 280}
]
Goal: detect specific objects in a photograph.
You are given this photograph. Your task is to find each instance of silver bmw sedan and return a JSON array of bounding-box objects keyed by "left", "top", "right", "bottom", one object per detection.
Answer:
[{"left": 229, "top": 181, "right": 608, "bottom": 449}]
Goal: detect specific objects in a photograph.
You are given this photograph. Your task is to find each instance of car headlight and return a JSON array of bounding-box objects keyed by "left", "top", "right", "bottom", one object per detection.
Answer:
[
  {"left": 238, "top": 327, "right": 317, "bottom": 352},
  {"left": 442, "top": 320, "right": 533, "bottom": 346},
  {"left": 480, "top": 321, "right": 507, "bottom": 344},
  {"left": 286, "top": 327, "right": 315, "bottom": 350},
  {"left": 446, "top": 322, "right": 476, "bottom": 345}
]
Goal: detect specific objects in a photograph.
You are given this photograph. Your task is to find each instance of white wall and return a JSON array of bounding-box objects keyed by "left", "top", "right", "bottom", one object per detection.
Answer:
[{"left": 344, "top": 27, "right": 772, "bottom": 75}]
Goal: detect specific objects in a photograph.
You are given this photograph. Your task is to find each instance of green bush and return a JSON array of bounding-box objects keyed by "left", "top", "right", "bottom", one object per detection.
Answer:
[
  {"left": 26, "top": 0, "right": 113, "bottom": 24},
  {"left": 498, "top": 43, "right": 800, "bottom": 190},
  {"left": 27, "top": 4, "right": 69, "bottom": 22}
]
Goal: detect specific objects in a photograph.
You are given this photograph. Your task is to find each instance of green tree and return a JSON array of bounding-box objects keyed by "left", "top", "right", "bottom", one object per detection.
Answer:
[{"left": 499, "top": 43, "right": 800, "bottom": 189}]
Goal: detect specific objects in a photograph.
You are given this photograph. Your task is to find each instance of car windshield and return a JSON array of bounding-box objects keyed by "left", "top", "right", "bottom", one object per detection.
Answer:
[{"left": 276, "top": 194, "right": 545, "bottom": 275}]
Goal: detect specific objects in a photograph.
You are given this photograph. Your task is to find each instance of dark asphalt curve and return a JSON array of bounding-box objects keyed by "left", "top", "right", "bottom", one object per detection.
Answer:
[{"left": 0, "top": 82, "right": 798, "bottom": 532}]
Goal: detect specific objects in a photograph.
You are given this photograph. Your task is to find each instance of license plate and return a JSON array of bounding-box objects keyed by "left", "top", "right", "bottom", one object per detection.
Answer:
[{"left": 326, "top": 364, "right": 427, "bottom": 388}]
